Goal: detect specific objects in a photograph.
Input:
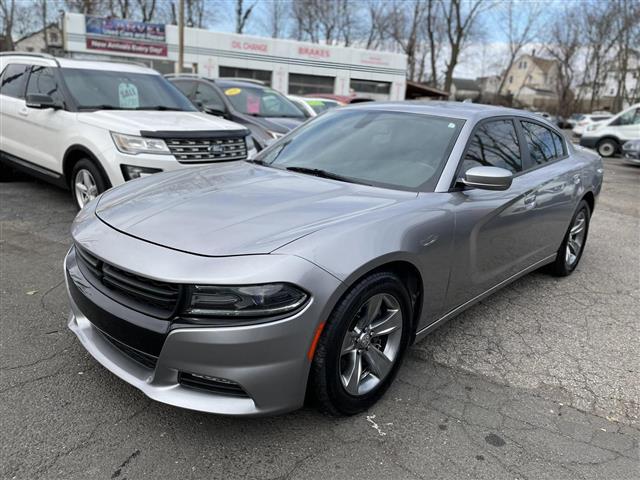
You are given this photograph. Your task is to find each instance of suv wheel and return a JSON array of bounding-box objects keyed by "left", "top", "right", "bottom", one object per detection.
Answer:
[
  {"left": 309, "top": 271, "right": 412, "bottom": 416},
  {"left": 597, "top": 138, "right": 618, "bottom": 158},
  {"left": 71, "top": 160, "right": 107, "bottom": 209}
]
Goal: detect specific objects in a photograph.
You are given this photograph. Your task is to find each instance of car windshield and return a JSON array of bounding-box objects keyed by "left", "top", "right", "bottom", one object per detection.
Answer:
[
  {"left": 221, "top": 84, "right": 304, "bottom": 118},
  {"left": 254, "top": 109, "right": 464, "bottom": 191},
  {"left": 306, "top": 99, "right": 340, "bottom": 114},
  {"left": 61, "top": 68, "right": 196, "bottom": 111}
]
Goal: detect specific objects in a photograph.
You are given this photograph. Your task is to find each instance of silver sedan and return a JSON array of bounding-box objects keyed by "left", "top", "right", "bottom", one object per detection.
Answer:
[{"left": 66, "top": 102, "right": 604, "bottom": 416}]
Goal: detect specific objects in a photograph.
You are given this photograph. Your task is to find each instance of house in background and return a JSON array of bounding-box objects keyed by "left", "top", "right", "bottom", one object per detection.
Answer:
[
  {"left": 477, "top": 74, "right": 502, "bottom": 103},
  {"left": 501, "top": 52, "right": 559, "bottom": 109},
  {"left": 450, "top": 78, "right": 481, "bottom": 102},
  {"left": 13, "top": 23, "right": 64, "bottom": 55}
]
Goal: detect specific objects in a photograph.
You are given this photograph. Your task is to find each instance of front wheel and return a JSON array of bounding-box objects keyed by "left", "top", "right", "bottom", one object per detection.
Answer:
[
  {"left": 547, "top": 200, "right": 591, "bottom": 276},
  {"left": 71, "top": 159, "right": 107, "bottom": 210},
  {"left": 309, "top": 271, "right": 412, "bottom": 416}
]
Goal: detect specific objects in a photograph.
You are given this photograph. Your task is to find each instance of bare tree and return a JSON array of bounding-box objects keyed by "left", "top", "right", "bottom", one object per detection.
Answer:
[
  {"left": 364, "top": 1, "right": 390, "bottom": 50},
  {"left": 235, "top": 0, "right": 255, "bottom": 34},
  {"left": 495, "top": 0, "right": 542, "bottom": 96},
  {"left": 440, "top": 0, "right": 488, "bottom": 93},
  {"left": 423, "top": 0, "right": 444, "bottom": 86},
  {"left": 261, "top": 0, "right": 289, "bottom": 38},
  {"left": 136, "top": 0, "right": 157, "bottom": 22},
  {"left": 388, "top": 0, "right": 426, "bottom": 81}
]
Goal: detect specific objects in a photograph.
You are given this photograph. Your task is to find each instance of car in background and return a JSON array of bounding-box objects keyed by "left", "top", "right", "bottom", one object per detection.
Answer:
[
  {"left": 168, "top": 75, "right": 305, "bottom": 150},
  {"left": 306, "top": 93, "right": 375, "bottom": 105},
  {"left": 66, "top": 102, "right": 602, "bottom": 417},
  {"left": 567, "top": 113, "right": 584, "bottom": 128},
  {"left": 579, "top": 103, "right": 640, "bottom": 157},
  {"left": 572, "top": 113, "right": 614, "bottom": 137},
  {"left": 0, "top": 53, "right": 252, "bottom": 208},
  {"left": 287, "top": 95, "right": 342, "bottom": 118},
  {"left": 621, "top": 139, "right": 640, "bottom": 165}
]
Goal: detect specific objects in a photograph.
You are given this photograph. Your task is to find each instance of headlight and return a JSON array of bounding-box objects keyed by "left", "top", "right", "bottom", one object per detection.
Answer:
[
  {"left": 624, "top": 142, "right": 640, "bottom": 151},
  {"left": 184, "top": 283, "right": 308, "bottom": 318},
  {"left": 111, "top": 132, "right": 171, "bottom": 155},
  {"left": 586, "top": 124, "right": 600, "bottom": 132}
]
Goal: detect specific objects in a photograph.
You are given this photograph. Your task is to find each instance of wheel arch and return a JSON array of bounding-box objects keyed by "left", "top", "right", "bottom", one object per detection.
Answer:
[
  {"left": 62, "top": 145, "right": 112, "bottom": 189},
  {"left": 581, "top": 190, "right": 595, "bottom": 215}
]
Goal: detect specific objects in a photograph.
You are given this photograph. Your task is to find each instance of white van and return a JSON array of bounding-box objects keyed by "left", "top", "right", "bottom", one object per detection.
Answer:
[{"left": 579, "top": 104, "right": 640, "bottom": 157}]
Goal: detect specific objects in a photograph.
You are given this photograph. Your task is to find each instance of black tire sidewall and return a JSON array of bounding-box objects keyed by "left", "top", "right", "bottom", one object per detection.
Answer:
[
  {"left": 70, "top": 159, "right": 107, "bottom": 209},
  {"left": 554, "top": 200, "right": 591, "bottom": 276},
  {"left": 311, "top": 272, "right": 413, "bottom": 415}
]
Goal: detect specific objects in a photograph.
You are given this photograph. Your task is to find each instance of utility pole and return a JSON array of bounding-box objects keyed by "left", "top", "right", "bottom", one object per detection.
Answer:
[{"left": 177, "top": 0, "right": 184, "bottom": 73}]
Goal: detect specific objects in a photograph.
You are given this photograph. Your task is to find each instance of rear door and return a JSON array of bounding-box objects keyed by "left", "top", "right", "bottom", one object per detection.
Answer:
[{"left": 445, "top": 118, "right": 555, "bottom": 310}]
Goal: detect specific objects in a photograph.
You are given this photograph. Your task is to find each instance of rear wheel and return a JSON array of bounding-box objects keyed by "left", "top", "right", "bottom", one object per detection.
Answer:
[
  {"left": 547, "top": 200, "right": 590, "bottom": 276},
  {"left": 309, "top": 271, "right": 412, "bottom": 416},
  {"left": 71, "top": 159, "right": 107, "bottom": 209},
  {"left": 597, "top": 138, "right": 618, "bottom": 158}
]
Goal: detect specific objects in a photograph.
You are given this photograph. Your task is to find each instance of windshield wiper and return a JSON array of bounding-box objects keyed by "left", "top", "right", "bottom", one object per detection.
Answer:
[
  {"left": 285, "top": 166, "right": 370, "bottom": 185},
  {"left": 134, "top": 105, "right": 185, "bottom": 111},
  {"left": 77, "top": 104, "right": 121, "bottom": 111}
]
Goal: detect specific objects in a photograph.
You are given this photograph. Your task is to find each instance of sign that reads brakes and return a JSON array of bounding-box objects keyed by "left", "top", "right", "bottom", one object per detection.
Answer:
[{"left": 86, "top": 37, "right": 167, "bottom": 57}]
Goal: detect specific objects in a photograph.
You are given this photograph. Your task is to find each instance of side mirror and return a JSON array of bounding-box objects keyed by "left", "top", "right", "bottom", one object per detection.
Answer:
[
  {"left": 26, "top": 94, "right": 61, "bottom": 110},
  {"left": 203, "top": 104, "right": 227, "bottom": 117},
  {"left": 460, "top": 166, "right": 513, "bottom": 191}
]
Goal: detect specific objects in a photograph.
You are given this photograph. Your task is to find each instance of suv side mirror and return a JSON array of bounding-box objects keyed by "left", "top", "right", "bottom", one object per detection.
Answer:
[
  {"left": 26, "top": 94, "right": 61, "bottom": 110},
  {"left": 203, "top": 104, "right": 227, "bottom": 117},
  {"left": 460, "top": 166, "right": 513, "bottom": 191}
]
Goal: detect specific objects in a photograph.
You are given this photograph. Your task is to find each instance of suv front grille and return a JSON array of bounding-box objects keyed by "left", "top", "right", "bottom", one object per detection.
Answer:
[
  {"left": 166, "top": 137, "right": 248, "bottom": 163},
  {"left": 75, "top": 246, "right": 181, "bottom": 318}
]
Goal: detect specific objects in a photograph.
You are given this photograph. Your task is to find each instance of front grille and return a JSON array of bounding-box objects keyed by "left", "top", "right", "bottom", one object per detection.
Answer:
[
  {"left": 75, "top": 246, "right": 181, "bottom": 318},
  {"left": 178, "top": 372, "right": 249, "bottom": 397},
  {"left": 100, "top": 330, "right": 158, "bottom": 369},
  {"left": 166, "top": 137, "right": 248, "bottom": 163}
]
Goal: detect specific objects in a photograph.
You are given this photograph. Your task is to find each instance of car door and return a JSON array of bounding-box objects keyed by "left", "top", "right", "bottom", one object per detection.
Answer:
[
  {"left": 444, "top": 117, "right": 555, "bottom": 311},
  {"left": 19, "top": 65, "right": 71, "bottom": 173},
  {"left": 0, "top": 63, "right": 31, "bottom": 161}
]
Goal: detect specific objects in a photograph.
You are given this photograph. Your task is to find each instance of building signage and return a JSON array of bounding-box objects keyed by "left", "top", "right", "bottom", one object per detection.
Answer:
[
  {"left": 85, "top": 16, "right": 166, "bottom": 42},
  {"left": 298, "top": 46, "right": 331, "bottom": 59},
  {"left": 231, "top": 40, "right": 268, "bottom": 52},
  {"left": 86, "top": 37, "right": 168, "bottom": 56}
]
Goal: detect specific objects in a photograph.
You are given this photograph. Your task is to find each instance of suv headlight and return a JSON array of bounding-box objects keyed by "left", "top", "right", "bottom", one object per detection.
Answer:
[
  {"left": 111, "top": 132, "right": 171, "bottom": 155},
  {"left": 585, "top": 124, "right": 601, "bottom": 132},
  {"left": 184, "top": 283, "right": 308, "bottom": 318}
]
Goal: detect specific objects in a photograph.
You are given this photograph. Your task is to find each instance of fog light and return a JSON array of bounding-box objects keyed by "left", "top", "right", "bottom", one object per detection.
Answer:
[{"left": 121, "top": 164, "right": 162, "bottom": 180}]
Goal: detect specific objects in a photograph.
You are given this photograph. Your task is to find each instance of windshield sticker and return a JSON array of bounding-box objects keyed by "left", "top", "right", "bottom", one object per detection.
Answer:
[
  {"left": 246, "top": 94, "right": 260, "bottom": 114},
  {"left": 307, "top": 100, "right": 324, "bottom": 106},
  {"left": 448, "top": 123, "right": 456, "bottom": 128},
  {"left": 225, "top": 88, "right": 242, "bottom": 96},
  {"left": 118, "top": 82, "right": 139, "bottom": 108}
]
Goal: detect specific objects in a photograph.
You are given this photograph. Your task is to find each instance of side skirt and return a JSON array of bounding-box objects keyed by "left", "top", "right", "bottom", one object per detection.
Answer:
[
  {"left": 413, "top": 253, "right": 557, "bottom": 343},
  {"left": 0, "top": 150, "right": 67, "bottom": 189}
]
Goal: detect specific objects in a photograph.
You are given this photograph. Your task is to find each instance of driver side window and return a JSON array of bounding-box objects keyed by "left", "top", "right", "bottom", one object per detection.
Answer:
[{"left": 462, "top": 119, "right": 522, "bottom": 175}]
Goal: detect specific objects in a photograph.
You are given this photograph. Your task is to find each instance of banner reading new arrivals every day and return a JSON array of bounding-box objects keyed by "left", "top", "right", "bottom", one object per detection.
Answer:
[{"left": 85, "top": 16, "right": 167, "bottom": 57}]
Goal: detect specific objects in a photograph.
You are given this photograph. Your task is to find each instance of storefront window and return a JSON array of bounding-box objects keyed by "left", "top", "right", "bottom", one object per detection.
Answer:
[
  {"left": 288, "top": 73, "right": 334, "bottom": 96},
  {"left": 219, "top": 66, "right": 272, "bottom": 86}
]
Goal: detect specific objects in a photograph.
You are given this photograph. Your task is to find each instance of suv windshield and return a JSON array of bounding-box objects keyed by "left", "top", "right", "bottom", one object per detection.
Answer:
[
  {"left": 61, "top": 68, "right": 196, "bottom": 111},
  {"left": 221, "top": 84, "right": 304, "bottom": 118},
  {"left": 255, "top": 109, "right": 464, "bottom": 191}
]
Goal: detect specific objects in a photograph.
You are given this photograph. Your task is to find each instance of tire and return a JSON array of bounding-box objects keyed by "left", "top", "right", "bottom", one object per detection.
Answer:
[
  {"left": 596, "top": 138, "right": 618, "bottom": 158},
  {"left": 70, "top": 159, "right": 107, "bottom": 210},
  {"left": 0, "top": 160, "right": 15, "bottom": 182},
  {"left": 547, "top": 200, "right": 591, "bottom": 277},
  {"left": 309, "top": 271, "right": 413, "bottom": 416}
]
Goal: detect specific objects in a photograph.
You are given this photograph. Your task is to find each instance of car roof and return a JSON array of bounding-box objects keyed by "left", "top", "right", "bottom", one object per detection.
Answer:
[
  {"left": 0, "top": 53, "right": 157, "bottom": 75},
  {"left": 342, "top": 100, "right": 547, "bottom": 122},
  {"left": 215, "top": 79, "right": 268, "bottom": 89}
]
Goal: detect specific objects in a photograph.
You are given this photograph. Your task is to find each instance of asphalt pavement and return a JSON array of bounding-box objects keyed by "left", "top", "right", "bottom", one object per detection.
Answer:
[{"left": 1, "top": 157, "right": 638, "bottom": 479}]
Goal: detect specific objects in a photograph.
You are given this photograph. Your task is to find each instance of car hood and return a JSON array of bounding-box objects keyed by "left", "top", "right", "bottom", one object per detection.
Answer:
[
  {"left": 78, "top": 110, "right": 245, "bottom": 135},
  {"left": 237, "top": 114, "right": 304, "bottom": 133},
  {"left": 95, "top": 162, "right": 414, "bottom": 256}
]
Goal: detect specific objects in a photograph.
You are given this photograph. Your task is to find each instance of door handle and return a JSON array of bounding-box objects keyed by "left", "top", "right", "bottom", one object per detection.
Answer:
[{"left": 524, "top": 194, "right": 537, "bottom": 210}]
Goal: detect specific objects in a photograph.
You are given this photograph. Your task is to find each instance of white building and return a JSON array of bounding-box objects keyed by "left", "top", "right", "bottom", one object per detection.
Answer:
[{"left": 62, "top": 13, "right": 407, "bottom": 100}]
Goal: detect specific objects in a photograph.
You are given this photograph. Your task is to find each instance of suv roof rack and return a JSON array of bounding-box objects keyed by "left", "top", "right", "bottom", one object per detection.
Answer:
[
  {"left": 218, "top": 77, "right": 265, "bottom": 85},
  {"left": 0, "top": 51, "right": 60, "bottom": 67}
]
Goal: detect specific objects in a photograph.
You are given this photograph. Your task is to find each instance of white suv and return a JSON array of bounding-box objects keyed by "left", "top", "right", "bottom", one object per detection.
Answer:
[
  {"left": 0, "top": 53, "right": 254, "bottom": 208},
  {"left": 579, "top": 104, "right": 640, "bottom": 157}
]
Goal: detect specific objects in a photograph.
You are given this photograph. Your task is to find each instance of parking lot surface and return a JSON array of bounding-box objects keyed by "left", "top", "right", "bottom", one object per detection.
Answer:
[{"left": 1, "top": 157, "right": 639, "bottom": 479}]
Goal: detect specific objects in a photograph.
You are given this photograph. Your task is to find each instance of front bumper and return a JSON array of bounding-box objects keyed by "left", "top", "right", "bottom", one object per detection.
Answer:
[{"left": 64, "top": 225, "right": 343, "bottom": 416}]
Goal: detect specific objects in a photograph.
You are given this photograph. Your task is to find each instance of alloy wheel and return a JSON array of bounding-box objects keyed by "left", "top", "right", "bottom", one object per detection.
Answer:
[
  {"left": 339, "top": 293, "right": 403, "bottom": 396},
  {"left": 74, "top": 168, "right": 98, "bottom": 209},
  {"left": 566, "top": 210, "right": 587, "bottom": 267},
  {"left": 598, "top": 142, "right": 615, "bottom": 157}
]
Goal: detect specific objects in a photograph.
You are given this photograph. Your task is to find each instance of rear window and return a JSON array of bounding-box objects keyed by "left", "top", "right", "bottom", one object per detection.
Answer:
[
  {"left": 521, "top": 121, "right": 566, "bottom": 165},
  {"left": 0, "top": 64, "right": 29, "bottom": 99}
]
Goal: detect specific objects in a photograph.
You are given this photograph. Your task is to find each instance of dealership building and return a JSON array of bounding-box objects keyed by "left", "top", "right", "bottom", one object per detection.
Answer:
[{"left": 58, "top": 13, "right": 407, "bottom": 100}]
